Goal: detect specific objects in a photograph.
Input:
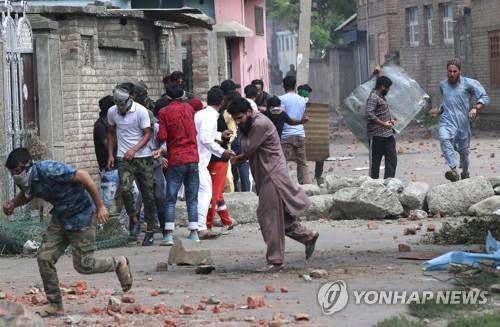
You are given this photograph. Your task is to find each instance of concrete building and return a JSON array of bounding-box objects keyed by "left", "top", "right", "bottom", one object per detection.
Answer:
[
  {"left": 356, "top": 0, "right": 399, "bottom": 69},
  {"left": 469, "top": 0, "right": 500, "bottom": 126},
  {"left": 397, "top": 0, "right": 471, "bottom": 109}
]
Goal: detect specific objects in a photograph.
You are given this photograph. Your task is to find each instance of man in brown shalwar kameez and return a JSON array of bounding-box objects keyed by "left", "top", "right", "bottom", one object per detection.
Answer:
[{"left": 228, "top": 98, "right": 319, "bottom": 272}]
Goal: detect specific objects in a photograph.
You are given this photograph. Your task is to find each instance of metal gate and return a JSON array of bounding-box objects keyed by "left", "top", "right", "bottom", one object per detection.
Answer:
[{"left": 2, "top": 0, "right": 33, "bottom": 197}]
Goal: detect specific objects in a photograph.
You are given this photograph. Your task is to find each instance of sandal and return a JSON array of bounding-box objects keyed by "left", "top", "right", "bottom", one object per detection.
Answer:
[
  {"left": 116, "top": 256, "right": 133, "bottom": 292},
  {"left": 198, "top": 230, "right": 220, "bottom": 240},
  {"left": 35, "top": 304, "right": 64, "bottom": 318}
]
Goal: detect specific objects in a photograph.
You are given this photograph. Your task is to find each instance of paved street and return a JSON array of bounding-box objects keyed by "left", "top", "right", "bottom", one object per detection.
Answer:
[{"left": 0, "top": 123, "right": 498, "bottom": 326}]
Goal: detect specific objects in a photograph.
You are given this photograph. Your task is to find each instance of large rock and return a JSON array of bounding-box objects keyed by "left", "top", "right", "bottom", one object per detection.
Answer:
[
  {"left": 360, "top": 179, "right": 385, "bottom": 189},
  {"left": 488, "top": 177, "right": 500, "bottom": 188},
  {"left": 468, "top": 196, "right": 500, "bottom": 216},
  {"left": 168, "top": 239, "right": 213, "bottom": 266},
  {"left": 332, "top": 185, "right": 404, "bottom": 219},
  {"left": 427, "top": 177, "right": 494, "bottom": 215},
  {"left": 399, "top": 182, "right": 430, "bottom": 210},
  {"left": 175, "top": 192, "right": 259, "bottom": 225},
  {"left": 0, "top": 301, "right": 44, "bottom": 327},
  {"left": 302, "top": 195, "right": 335, "bottom": 221},
  {"left": 299, "top": 184, "right": 322, "bottom": 196},
  {"left": 385, "top": 178, "right": 405, "bottom": 194},
  {"left": 325, "top": 175, "right": 371, "bottom": 194}
]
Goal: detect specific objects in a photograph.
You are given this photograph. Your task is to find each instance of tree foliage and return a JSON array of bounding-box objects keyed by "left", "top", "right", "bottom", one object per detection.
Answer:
[{"left": 267, "top": 0, "right": 356, "bottom": 55}]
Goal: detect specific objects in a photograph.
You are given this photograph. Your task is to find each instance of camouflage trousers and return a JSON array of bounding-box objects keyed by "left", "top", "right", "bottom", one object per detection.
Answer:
[
  {"left": 37, "top": 217, "right": 117, "bottom": 305},
  {"left": 118, "top": 157, "right": 155, "bottom": 224}
]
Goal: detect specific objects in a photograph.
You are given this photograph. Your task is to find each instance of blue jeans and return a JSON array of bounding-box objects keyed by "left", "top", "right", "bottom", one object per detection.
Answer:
[
  {"left": 232, "top": 160, "right": 251, "bottom": 192},
  {"left": 100, "top": 169, "right": 119, "bottom": 210},
  {"left": 165, "top": 163, "right": 199, "bottom": 230}
]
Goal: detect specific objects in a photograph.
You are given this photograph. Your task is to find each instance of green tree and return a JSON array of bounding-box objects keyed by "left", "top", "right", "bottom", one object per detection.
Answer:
[{"left": 267, "top": 0, "right": 356, "bottom": 56}]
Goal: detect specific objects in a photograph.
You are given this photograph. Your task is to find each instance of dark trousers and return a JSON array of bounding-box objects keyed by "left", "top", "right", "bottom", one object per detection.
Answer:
[
  {"left": 369, "top": 135, "right": 397, "bottom": 179},
  {"left": 232, "top": 160, "right": 251, "bottom": 192}
]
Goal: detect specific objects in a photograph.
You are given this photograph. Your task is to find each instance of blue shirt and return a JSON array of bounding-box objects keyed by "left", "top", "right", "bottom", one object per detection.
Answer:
[
  {"left": 30, "top": 161, "right": 95, "bottom": 231},
  {"left": 439, "top": 77, "right": 489, "bottom": 141},
  {"left": 279, "top": 92, "right": 307, "bottom": 139}
]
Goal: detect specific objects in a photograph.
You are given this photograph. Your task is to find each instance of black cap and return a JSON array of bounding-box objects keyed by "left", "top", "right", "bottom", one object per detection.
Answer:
[{"left": 220, "top": 79, "right": 241, "bottom": 94}]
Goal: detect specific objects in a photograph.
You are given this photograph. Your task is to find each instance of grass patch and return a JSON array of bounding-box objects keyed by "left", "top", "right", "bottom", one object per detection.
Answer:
[
  {"left": 431, "top": 218, "right": 500, "bottom": 245},
  {"left": 408, "top": 298, "right": 481, "bottom": 319},
  {"left": 376, "top": 316, "right": 425, "bottom": 327},
  {"left": 460, "top": 271, "right": 500, "bottom": 290},
  {"left": 448, "top": 311, "right": 500, "bottom": 327}
]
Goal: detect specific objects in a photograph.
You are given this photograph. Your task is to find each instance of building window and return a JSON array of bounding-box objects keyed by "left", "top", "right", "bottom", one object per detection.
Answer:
[
  {"left": 406, "top": 7, "right": 419, "bottom": 47},
  {"left": 442, "top": 3, "right": 453, "bottom": 45},
  {"left": 425, "top": 6, "right": 433, "bottom": 45},
  {"left": 255, "top": 6, "right": 264, "bottom": 36},
  {"left": 489, "top": 30, "right": 500, "bottom": 89},
  {"left": 368, "top": 34, "right": 375, "bottom": 61},
  {"left": 82, "top": 36, "right": 92, "bottom": 66},
  {"left": 286, "top": 37, "right": 290, "bottom": 51}
]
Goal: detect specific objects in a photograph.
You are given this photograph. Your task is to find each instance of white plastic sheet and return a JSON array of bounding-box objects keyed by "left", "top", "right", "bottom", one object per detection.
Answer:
[{"left": 337, "top": 63, "right": 431, "bottom": 146}]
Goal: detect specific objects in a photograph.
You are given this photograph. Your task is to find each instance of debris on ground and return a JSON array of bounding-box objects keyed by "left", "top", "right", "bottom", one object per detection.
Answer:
[
  {"left": 398, "top": 244, "right": 411, "bottom": 252},
  {"left": 156, "top": 262, "right": 169, "bottom": 272},
  {"left": 367, "top": 221, "right": 378, "bottom": 230},
  {"left": 309, "top": 269, "right": 329, "bottom": 279},
  {"left": 168, "top": 239, "right": 213, "bottom": 266},
  {"left": 178, "top": 304, "right": 194, "bottom": 315},
  {"left": 300, "top": 274, "right": 312, "bottom": 282},
  {"left": 205, "top": 296, "right": 220, "bottom": 305},
  {"left": 404, "top": 227, "right": 416, "bottom": 235},
  {"left": 294, "top": 313, "right": 310, "bottom": 321},
  {"left": 247, "top": 296, "right": 265, "bottom": 309},
  {"left": 195, "top": 265, "right": 215, "bottom": 275},
  {"left": 265, "top": 285, "right": 275, "bottom": 293}
]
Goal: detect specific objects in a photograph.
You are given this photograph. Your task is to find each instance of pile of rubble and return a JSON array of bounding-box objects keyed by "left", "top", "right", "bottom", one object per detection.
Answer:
[{"left": 173, "top": 174, "right": 500, "bottom": 224}]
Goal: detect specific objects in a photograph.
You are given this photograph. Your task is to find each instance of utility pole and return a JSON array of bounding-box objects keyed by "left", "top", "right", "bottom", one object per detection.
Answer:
[{"left": 296, "top": 0, "right": 312, "bottom": 86}]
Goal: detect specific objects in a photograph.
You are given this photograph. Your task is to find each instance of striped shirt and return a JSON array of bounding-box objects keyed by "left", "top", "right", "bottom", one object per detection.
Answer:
[{"left": 366, "top": 90, "right": 393, "bottom": 138}]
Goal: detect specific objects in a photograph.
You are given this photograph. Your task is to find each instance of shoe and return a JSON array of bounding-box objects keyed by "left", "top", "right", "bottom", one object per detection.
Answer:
[
  {"left": 142, "top": 231, "right": 154, "bottom": 246},
  {"left": 225, "top": 219, "right": 239, "bottom": 230},
  {"left": 161, "top": 233, "right": 174, "bottom": 246},
  {"left": 35, "top": 303, "right": 64, "bottom": 317},
  {"left": 305, "top": 232, "right": 319, "bottom": 260},
  {"left": 187, "top": 230, "right": 200, "bottom": 242},
  {"left": 255, "top": 264, "right": 284, "bottom": 273},
  {"left": 461, "top": 171, "right": 470, "bottom": 179},
  {"left": 130, "top": 221, "right": 141, "bottom": 236},
  {"left": 198, "top": 230, "right": 220, "bottom": 240},
  {"left": 445, "top": 170, "right": 460, "bottom": 182},
  {"left": 316, "top": 176, "right": 325, "bottom": 188}
]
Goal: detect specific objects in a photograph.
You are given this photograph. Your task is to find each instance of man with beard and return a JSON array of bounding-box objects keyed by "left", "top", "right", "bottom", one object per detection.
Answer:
[
  {"left": 366, "top": 76, "right": 397, "bottom": 179},
  {"left": 228, "top": 98, "right": 319, "bottom": 272},
  {"left": 107, "top": 85, "right": 156, "bottom": 245},
  {"left": 430, "top": 58, "right": 489, "bottom": 181},
  {"left": 3, "top": 148, "right": 132, "bottom": 317}
]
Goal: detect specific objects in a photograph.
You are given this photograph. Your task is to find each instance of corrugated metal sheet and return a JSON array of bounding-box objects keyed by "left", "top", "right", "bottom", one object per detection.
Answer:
[{"left": 304, "top": 102, "right": 330, "bottom": 161}]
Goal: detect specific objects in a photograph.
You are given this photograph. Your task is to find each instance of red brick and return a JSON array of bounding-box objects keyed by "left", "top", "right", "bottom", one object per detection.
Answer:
[{"left": 247, "top": 296, "right": 266, "bottom": 309}]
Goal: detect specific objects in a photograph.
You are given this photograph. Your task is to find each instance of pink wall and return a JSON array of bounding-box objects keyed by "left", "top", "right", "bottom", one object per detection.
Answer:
[{"left": 214, "top": 0, "right": 270, "bottom": 92}]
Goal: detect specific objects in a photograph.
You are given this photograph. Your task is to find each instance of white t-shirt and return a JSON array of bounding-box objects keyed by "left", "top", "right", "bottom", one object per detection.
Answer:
[
  {"left": 107, "top": 102, "right": 152, "bottom": 158},
  {"left": 246, "top": 98, "right": 259, "bottom": 113}
]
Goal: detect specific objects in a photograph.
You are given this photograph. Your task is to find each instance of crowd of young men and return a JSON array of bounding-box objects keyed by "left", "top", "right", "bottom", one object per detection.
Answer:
[{"left": 1, "top": 58, "right": 487, "bottom": 316}]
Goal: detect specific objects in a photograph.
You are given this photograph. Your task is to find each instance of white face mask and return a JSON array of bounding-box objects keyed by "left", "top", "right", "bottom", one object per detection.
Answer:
[{"left": 13, "top": 166, "right": 32, "bottom": 197}]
